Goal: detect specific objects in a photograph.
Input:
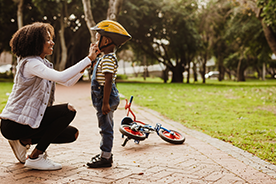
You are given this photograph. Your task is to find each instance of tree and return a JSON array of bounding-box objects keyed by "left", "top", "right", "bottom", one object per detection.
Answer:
[
  {"left": 235, "top": 0, "right": 276, "bottom": 56},
  {"left": 82, "top": 0, "right": 123, "bottom": 43},
  {"left": 196, "top": 0, "right": 225, "bottom": 83},
  {"left": 31, "top": 0, "right": 72, "bottom": 70},
  {"left": 107, "top": 0, "right": 123, "bottom": 20},
  {"left": 82, "top": 0, "right": 96, "bottom": 43},
  {"left": 119, "top": 0, "right": 200, "bottom": 83},
  {"left": 13, "top": 0, "right": 24, "bottom": 29},
  {"left": 32, "top": 0, "right": 103, "bottom": 70},
  {"left": 0, "top": 0, "right": 18, "bottom": 54},
  {"left": 223, "top": 0, "right": 272, "bottom": 81}
]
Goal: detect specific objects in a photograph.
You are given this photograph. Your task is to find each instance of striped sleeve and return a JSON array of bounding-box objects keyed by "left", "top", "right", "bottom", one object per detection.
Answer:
[{"left": 102, "top": 55, "right": 115, "bottom": 73}]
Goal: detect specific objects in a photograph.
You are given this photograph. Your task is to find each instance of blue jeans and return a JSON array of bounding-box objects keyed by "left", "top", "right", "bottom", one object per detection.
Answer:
[{"left": 91, "top": 81, "right": 120, "bottom": 158}]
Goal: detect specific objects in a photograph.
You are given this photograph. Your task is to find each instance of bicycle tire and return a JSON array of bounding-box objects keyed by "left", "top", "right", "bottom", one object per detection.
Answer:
[
  {"left": 119, "top": 125, "right": 146, "bottom": 141},
  {"left": 158, "top": 129, "right": 185, "bottom": 144}
]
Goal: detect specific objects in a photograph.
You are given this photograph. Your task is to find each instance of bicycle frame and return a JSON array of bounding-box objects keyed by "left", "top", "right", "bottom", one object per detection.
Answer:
[
  {"left": 124, "top": 96, "right": 145, "bottom": 125},
  {"left": 120, "top": 96, "right": 185, "bottom": 146},
  {"left": 124, "top": 96, "right": 175, "bottom": 136}
]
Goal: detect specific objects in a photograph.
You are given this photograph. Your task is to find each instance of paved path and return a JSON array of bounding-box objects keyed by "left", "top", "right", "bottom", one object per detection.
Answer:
[{"left": 0, "top": 81, "right": 275, "bottom": 184}]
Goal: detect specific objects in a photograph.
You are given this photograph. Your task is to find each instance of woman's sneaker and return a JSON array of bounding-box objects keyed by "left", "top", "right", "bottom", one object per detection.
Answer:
[
  {"left": 8, "top": 140, "right": 30, "bottom": 164},
  {"left": 87, "top": 154, "right": 113, "bottom": 168},
  {"left": 24, "top": 152, "right": 62, "bottom": 170}
]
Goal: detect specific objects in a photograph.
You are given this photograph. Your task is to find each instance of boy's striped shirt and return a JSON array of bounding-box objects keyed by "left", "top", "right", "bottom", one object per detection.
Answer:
[{"left": 96, "top": 53, "right": 117, "bottom": 86}]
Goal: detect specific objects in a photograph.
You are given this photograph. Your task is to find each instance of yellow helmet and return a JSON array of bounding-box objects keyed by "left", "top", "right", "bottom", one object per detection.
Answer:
[{"left": 91, "top": 20, "right": 131, "bottom": 47}]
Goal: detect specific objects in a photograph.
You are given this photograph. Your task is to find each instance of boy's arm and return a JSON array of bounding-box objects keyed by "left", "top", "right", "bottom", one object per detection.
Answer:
[{"left": 102, "top": 72, "right": 113, "bottom": 115}]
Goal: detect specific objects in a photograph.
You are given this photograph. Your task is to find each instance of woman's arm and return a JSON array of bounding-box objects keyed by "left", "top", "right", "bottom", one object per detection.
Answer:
[
  {"left": 58, "top": 72, "right": 83, "bottom": 86},
  {"left": 24, "top": 43, "right": 100, "bottom": 86},
  {"left": 24, "top": 57, "right": 90, "bottom": 85}
]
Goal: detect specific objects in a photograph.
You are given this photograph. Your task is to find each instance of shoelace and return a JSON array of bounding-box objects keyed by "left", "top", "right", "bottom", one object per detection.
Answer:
[{"left": 42, "top": 152, "right": 55, "bottom": 165}]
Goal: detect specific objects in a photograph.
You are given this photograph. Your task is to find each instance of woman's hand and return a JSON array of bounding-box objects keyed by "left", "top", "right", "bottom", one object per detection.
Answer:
[{"left": 88, "top": 43, "right": 100, "bottom": 62}]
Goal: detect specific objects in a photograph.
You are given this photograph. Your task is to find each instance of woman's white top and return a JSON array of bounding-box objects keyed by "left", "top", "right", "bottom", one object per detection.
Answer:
[{"left": 24, "top": 56, "right": 91, "bottom": 86}]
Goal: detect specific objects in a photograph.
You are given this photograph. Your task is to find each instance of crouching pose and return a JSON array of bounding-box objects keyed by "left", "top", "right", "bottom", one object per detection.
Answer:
[{"left": 0, "top": 22, "right": 100, "bottom": 170}]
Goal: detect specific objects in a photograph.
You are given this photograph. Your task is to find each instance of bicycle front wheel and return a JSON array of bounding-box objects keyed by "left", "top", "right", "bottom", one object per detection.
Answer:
[
  {"left": 159, "top": 129, "right": 185, "bottom": 144},
  {"left": 119, "top": 125, "right": 146, "bottom": 141}
]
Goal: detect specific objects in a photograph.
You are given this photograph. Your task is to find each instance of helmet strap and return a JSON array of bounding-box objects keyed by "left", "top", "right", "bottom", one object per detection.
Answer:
[{"left": 98, "top": 35, "right": 115, "bottom": 51}]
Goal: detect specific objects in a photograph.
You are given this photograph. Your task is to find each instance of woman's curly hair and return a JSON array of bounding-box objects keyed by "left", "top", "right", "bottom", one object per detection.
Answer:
[{"left": 10, "top": 22, "right": 55, "bottom": 58}]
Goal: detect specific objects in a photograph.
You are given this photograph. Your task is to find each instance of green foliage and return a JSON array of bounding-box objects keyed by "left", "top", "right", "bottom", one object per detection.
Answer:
[
  {"left": 116, "top": 74, "right": 128, "bottom": 80},
  {"left": 257, "top": 0, "right": 276, "bottom": 31},
  {"left": 0, "top": 0, "right": 20, "bottom": 52},
  {"left": 222, "top": 1, "right": 272, "bottom": 80},
  {"left": 118, "top": 0, "right": 200, "bottom": 82},
  {"left": 117, "top": 80, "right": 276, "bottom": 164}
]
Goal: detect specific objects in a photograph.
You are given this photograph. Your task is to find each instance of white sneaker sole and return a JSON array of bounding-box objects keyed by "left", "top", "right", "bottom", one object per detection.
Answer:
[{"left": 8, "top": 140, "right": 26, "bottom": 164}]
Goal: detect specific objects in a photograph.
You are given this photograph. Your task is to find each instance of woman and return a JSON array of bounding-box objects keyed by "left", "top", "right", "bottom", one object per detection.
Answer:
[{"left": 0, "top": 22, "right": 100, "bottom": 170}]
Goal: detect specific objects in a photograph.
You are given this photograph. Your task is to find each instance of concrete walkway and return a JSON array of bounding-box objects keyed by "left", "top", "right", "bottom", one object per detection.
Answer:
[{"left": 0, "top": 81, "right": 275, "bottom": 184}]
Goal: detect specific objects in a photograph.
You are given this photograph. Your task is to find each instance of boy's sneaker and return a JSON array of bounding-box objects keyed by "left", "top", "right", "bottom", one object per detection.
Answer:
[
  {"left": 24, "top": 152, "right": 62, "bottom": 170},
  {"left": 87, "top": 154, "right": 113, "bottom": 168},
  {"left": 8, "top": 140, "right": 30, "bottom": 164}
]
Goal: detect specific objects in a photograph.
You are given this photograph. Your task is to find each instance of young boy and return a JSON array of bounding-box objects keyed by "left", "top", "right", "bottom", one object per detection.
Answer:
[{"left": 87, "top": 20, "right": 131, "bottom": 168}]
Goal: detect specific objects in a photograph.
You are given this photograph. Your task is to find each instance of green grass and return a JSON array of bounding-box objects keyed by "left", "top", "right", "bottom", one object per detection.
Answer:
[
  {"left": 117, "top": 79, "right": 276, "bottom": 165},
  {"left": 0, "top": 82, "right": 13, "bottom": 111},
  {"left": 1, "top": 79, "right": 275, "bottom": 165}
]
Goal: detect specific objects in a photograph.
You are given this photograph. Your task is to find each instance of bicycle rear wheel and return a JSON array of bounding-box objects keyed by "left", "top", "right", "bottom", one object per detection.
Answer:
[
  {"left": 159, "top": 129, "right": 185, "bottom": 144},
  {"left": 119, "top": 125, "right": 146, "bottom": 141}
]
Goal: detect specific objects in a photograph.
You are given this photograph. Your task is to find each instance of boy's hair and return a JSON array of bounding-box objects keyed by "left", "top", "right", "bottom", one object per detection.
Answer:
[{"left": 10, "top": 22, "right": 55, "bottom": 58}]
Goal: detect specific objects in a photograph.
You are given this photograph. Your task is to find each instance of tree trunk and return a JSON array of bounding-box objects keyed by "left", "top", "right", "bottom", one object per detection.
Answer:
[
  {"left": 58, "top": 2, "right": 67, "bottom": 71},
  {"left": 237, "top": 48, "right": 245, "bottom": 82},
  {"left": 238, "top": 67, "right": 246, "bottom": 81},
  {"left": 186, "top": 62, "right": 190, "bottom": 84},
  {"left": 237, "top": 61, "right": 247, "bottom": 82},
  {"left": 171, "top": 63, "right": 184, "bottom": 83},
  {"left": 199, "top": 55, "right": 207, "bottom": 84},
  {"left": 217, "top": 55, "right": 224, "bottom": 81},
  {"left": 162, "top": 67, "right": 169, "bottom": 83},
  {"left": 107, "top": 0, "right": 123, "bottom": 21},
  {"left": 262, "top": 62, "right": 266, "bottom": 80},
  {"left": 192, "top": 61, "right": 197, "bottom": 82},
  {"left": 237, "top": 57, "right": 242, "bottom": 81},
  {"left": 224, "top": 68, "right": 232, "bottom": 80},
  {"left": 143, "top": 54, "right": 147, "bottom": 80},
  {"left": 12, "top": 0, "right": 24, "bottom": 74},
  {"left": 82, "top": 0, "right": 96, "bottom": 43},
  {"left": 13, "top": 0, "right": 24, "bottom": 29},
  {"left": 202, "top": 63, "right": 206, "bottom": 83},
  {"left": 261, "top": 20, "right": 276, "bottom": 56}
]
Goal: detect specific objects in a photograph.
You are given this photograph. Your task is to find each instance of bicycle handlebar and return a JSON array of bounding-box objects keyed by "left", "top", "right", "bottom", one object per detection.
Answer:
[
  {"left": 125, "top": 96, "right": 134, "bottom": 110},
  {"left": 129, "top": 96, "right": 133, "bottom": 104}
]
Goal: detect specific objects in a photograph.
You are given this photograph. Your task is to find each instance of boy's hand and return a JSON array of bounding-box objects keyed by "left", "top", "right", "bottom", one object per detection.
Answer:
[
  {"left": 88, "top": 43, "right": 100, "bottom": 61},
  {"left": 102, "top": 103, "right": 111, "bottom": 115}
]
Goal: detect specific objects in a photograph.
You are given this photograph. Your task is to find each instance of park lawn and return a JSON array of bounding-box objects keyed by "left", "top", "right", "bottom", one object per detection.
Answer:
[
  {"left": 0, "top": 82, "right": 13, "bottom": 111},
  {"left": 117, "top": 79, "right": 276, "bottom": 165},
  {"left": 0, "top": 79, "right": 275, "bottom": 165}
]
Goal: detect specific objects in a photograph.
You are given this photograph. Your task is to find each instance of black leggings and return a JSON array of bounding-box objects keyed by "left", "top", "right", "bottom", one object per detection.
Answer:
[{"left": 0, "top": 104, "right": 78, "bottom": 152}]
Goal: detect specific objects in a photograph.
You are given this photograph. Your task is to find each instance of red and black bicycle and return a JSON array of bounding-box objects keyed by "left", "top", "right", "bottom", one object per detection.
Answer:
[{"left": 119, "top": 96, "right": 185, "bottom": 146}]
